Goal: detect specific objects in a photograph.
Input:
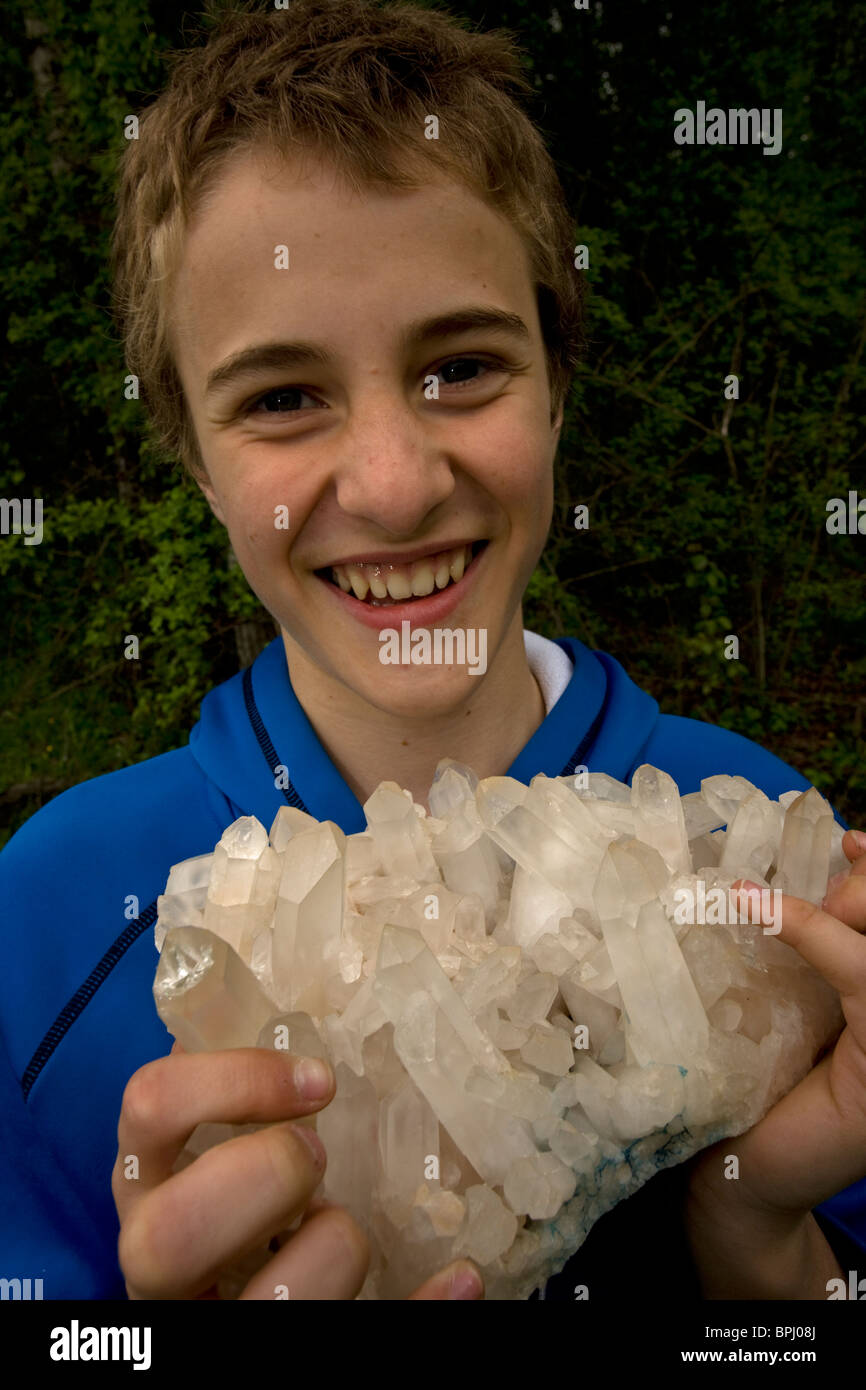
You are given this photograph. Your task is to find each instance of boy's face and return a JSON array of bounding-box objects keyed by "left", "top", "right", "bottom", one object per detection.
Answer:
[{"left": 171, "top": 148, "right": 562, "bottom": 719}]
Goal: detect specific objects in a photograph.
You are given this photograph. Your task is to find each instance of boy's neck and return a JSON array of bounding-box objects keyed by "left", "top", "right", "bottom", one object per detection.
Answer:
[{"left": 280, "top": 614, "right": 547, "bottom": 812}]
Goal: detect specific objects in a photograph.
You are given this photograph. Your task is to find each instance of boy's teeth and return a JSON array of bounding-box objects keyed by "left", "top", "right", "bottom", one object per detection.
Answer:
[
  {"left": 385, "top": 571, "right": 413, "bottom": 601},
  {"left": 347, "top": 567, "right": 369, "bottom": 601},
  {"left": 411, "top": 564, "right": 436, "bottom": 597},
  {"left": 328, "top": 542, "right": 479, "bottom": 603}
]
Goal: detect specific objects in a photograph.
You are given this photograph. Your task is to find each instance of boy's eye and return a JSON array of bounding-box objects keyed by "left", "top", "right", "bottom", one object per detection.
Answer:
[
  {"left": 243, "top": 356, "right": 506, "bottom": 417},
  {"left": 434, "top": 356, "right": 499, "bottom": 388},
  {"left": 250, "top": 386, "right": 320, "bottom": 414}
]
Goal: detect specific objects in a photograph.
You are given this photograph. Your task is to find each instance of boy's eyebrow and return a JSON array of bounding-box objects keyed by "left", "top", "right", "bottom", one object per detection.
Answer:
[{"left": 204, "top": 306, "right": 531, "bottom": 398}]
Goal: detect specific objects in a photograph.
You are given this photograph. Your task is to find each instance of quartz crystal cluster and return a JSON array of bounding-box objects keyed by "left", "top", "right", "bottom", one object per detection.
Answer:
[{"left": 153, "top": 764, "right": 845, "bottom": 1299}]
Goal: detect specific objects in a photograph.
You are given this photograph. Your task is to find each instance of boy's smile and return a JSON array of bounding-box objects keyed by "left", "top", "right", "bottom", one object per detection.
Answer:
[{"left": 170, "top": 147, "right": 562, "bottom": 793}]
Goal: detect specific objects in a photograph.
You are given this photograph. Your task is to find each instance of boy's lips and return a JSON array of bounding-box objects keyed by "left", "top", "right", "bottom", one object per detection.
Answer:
[{"left": 314, "top": 540, "right": 488, "bottom": 630}]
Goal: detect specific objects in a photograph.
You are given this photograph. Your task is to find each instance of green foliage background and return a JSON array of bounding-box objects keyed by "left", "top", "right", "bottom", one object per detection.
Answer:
[{"left": 1, "top": 0, "right": 864, "bottom": 847}]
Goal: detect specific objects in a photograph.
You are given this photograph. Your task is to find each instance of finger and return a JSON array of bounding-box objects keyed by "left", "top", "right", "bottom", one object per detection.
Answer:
[
  {"left": 842, "top": 828, "right": 866, "bottom": 863},
  {"left": 407, "top": 1259, "right": 484, "bottom": 1300},
  {"left": 822, "top": 831, "right": 866, "bottom": 927},
  {"left": 239, "top": 1205, "right": 370, "bottom": 1300},
  {"left": 732, "top": 884, "right": 866, "bottom": 1027},
  {"left": 822, "top": 870, "right": 866, "bottom": 930},
  {"left": 120, "top": 1120, "right": 326, "bottom": 1299},
  {"left": 113, "top": 1049, "right": 334, "bottom": 1219}
]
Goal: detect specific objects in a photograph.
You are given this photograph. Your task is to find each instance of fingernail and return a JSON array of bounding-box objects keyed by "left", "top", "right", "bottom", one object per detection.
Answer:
[
  {"left": 291, "top": 1124, "right": 326, "bottom": 1169},
  {"left": 850, "top": 829, "right": 866, "bottom": 853},
  {"left": 448, "top": 1263, "right": 482, "bottom": 1300},
  {"left": 295, "top": 1057, "right": 333, "bottom": 1100}
]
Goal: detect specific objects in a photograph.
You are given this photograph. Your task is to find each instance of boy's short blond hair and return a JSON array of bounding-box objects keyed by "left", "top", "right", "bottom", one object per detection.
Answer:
[{"left": 111, "top": 0, "right": 584, "bottom": 479}]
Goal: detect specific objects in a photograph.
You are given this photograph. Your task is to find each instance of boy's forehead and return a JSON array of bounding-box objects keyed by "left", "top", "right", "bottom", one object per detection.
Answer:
[{"left": 170, "top": 148, "right": 540, "bottom": 377}]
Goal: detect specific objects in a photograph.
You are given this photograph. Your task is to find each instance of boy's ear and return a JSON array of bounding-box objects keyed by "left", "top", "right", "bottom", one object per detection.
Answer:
[{"left": 195, "top": 472, "right": 227, "bottom": 527}]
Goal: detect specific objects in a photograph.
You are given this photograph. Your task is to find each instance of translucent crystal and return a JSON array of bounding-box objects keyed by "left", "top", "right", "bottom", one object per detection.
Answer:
[
  {"left": 631, "top": 765, "right": 691, "bottom": 874},
  {"left": 455, "top": 1184, "right": 518, "bottom": 1264},
  {"left": 771, "top": 788, "right": 834, "bottom": 903},
  {"left": 256, "top": 1010, "right": 330, "bottom": 1060},
  {"left": 153, "top": 762, "right": 843, "bottom": 1301},
  {"left": 271, "top": 822, "right": 346, "bottom": 1017},
  {"left": 378, "top": 1077, "right": 440, "bottom": 1217},
  {"left": 315, "top": 1063, "right": 379, "bottom": 1233},
  {"left": 364, "top": 783, "right": 441, "bottom": 882},
  {"left": 270, "top": 805, "right": 318, "bottom": 854},
  {"left": 154, "top": 926, "right": 276, "bottom": 1052},
  {"left": 503, "top": 1152, "right": 577, "bottom": 1220}
]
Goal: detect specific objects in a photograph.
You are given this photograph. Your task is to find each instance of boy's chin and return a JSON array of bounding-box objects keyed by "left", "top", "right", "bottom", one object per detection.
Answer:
[{"left": 350, "top": 661, "right": 489, "bottom": 721}]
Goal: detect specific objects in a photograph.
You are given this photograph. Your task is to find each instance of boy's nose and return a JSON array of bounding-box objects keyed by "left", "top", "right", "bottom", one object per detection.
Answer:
[{"left": 332, "top": 392, "right": 456, "bottom": 535}]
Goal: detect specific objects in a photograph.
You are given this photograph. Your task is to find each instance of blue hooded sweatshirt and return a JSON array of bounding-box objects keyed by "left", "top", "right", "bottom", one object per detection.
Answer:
[{"left": 1, "top": 635, "right": 864, "bottom": 1299}]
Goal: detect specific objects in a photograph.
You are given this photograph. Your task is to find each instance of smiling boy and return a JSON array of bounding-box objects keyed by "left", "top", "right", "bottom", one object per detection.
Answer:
[
  {"left": 178, "top": 149, "right": 559, "bottom": 806},
  {"left": 1, "top": 0, "right": 865, "bottom": 1302}
]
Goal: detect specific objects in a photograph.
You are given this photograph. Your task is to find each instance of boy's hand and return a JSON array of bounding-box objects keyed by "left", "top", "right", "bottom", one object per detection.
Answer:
[
  {"left": 112, "top": 1048, "right": 483, "bottom": 1300},
  {"left": 685, "top": 827, "right": 866, "bottom": 1297}
]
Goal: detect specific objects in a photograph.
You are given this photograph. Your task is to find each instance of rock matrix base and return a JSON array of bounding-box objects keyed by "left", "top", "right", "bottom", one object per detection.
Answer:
[{"left": 153, "top": 764, "right": 844, "bottom": 1299}]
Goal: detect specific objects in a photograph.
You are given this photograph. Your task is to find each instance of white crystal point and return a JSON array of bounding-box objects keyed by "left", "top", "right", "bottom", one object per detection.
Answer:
[
  {"left": 700, "top": 773, "right": 759, "bottom": 823},
  {"left": 631, "top": 765, "right": 692, "bottom": 874},
  {"left": 413, "top": 1183, "right": 465, "bottom": 1237},
  {"left": 315, "top": 1062, "right": 379, "bottom": 1233},
  {"left": 504, "top": 1152, "right": 577, "bottom": 1220},
  {"left": 479, "top": 793, "right": 593, "bottom": 904},
  {"left": 229, "top": 815, "right": 268, "bottom": 853},
  {"left": 681, "top": 792, "right": 727, "bottom": 839},
  {"left": 154, "top": 925, "right": 276, "bottom": 1052},
  {"left": 527, "top": 774, "right": 611, "bottom": 847},
  {"left": 156, "top": 854, "right": 215, "bottom": 949},
  {"left": 378, "top": 1077, "right": 440, "bottom": 1216},
  {"left": 428, "top": 759, "right": 479, "bottom": 818},
  {"left": 506, "top": 863, "right": 573, "bottom": 950},
  {"left": 373, "top": 926, "right": 539, "bottom": 1186},
  {"left": 475, "top": 775, "right": 527, "bottom": 824},
  {"left": 256, "top": 1010, "right": 330, "bottom": 1061},
  {"left": 269, "top": 805, "right": 318, "bottom": 853},
  {"left": 455, "top": 1185, "right": 518, "bottom": 1264},
  {"left": 771, "top": 787, "right": 835, "bottom": 903},
  {"left": 208, "top": 819, "right": 268, "bottom": 905},
  {"left": 519, "top": 1022, "right": 575, "bottom": 1076},
  {"left": 432, "top": 814, "right": 502, "bottom": 922},
  {"left": 364, "top": 783, "right": 441, "bottom": 882},
  {"left": 272, "top": 821, "right": 346, "bottom": 1017},
  {"left": 719, "top": 791, "right": 782, "bottom": 879},
  {"left": 164, "top": 852, "right": 215, "bottom": 898},
  {"left": 458, "top": 946, "right": 522, "bottom": 1016},
  {"left": 593, "top": 837, "right": 669, "bottom": 926},
  {"left": 155, "top": 892, "right": 204, "bottom": 952},
  {"left": 577, "top": 772, "right": 631, "bottom": 802},
  {"left": 595, "top": 844, "right": 708, "bottom": 1067}
]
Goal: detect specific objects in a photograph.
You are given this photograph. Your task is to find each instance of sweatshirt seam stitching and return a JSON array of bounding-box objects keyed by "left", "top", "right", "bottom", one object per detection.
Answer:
[
  {"left": 242, "top": 663, "right": 310, "bottom": 812},
  {"left": 21, "top": 902, "right": 158, "bottom": 1103}
]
